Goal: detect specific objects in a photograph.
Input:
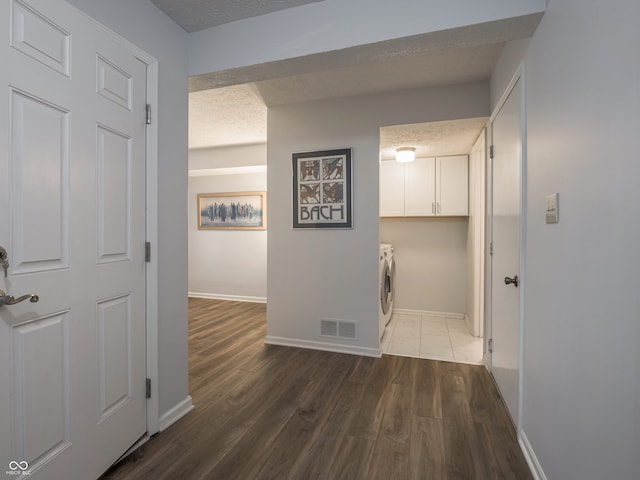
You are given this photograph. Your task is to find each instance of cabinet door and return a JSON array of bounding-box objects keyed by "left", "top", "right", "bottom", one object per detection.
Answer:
[
  {"left": 405, "top": 157, "right": 436, "bottom": 216},
  {"left": 380, "top": 160, "right": 405, "bottom": 216},
  {"left": 437, "top": 155, "right": 468, "bottom": 215}
]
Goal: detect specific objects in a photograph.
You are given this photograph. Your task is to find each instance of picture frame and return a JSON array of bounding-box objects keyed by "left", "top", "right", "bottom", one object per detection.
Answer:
[
  {"left": 198, "top": 191, "right": 267, "bottom": 230},
  {"left": 292, "top": 148, "right": 353, "bottom": 229}
]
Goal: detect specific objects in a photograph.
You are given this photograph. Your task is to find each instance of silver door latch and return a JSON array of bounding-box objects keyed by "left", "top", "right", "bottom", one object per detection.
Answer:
[
  {"left": 0, "top": 245, "right": 8, "bottom": 278},
  {"left": 0, "top": 245, "right": 39, "bottom": 306},
  {"left": 0, "top": 289, "right": 39, "bottom": 306}
]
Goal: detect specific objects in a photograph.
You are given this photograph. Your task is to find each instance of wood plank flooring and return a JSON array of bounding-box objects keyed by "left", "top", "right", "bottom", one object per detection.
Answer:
[{"left": 101, "top": 298, "right": 532, "bottom": 480}]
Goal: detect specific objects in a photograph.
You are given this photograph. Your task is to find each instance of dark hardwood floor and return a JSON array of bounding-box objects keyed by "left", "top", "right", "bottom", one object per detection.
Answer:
[{"left": 102, "top": 297, "right": 532, "bottom": 480}]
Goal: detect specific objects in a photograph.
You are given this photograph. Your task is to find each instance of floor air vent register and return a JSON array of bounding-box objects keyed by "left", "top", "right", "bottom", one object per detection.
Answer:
[{"left": 320, "top": 319, "right": 357, "bottom": 340}]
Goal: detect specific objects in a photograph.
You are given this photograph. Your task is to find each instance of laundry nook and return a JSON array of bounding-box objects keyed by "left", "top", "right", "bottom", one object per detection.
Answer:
[{"left": 377, "top": 120, "right": 486, "bottom": 364}]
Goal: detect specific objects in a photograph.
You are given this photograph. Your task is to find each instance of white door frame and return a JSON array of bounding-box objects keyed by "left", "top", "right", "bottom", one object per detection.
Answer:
[
  {"left": 486, "top": 63, "right": 527, "bottom": 431},
  {"left": 86, "top": 15, "right": 160, "bottom": 437},
  {"left": 484, "top": 122, "right": 493, "bottom": 369},
  {"left": 470, "top": 128, "right": 486, "bottom": 339},
  {"left": 144, "top": 61, "right": 160, "bottom": 436}
]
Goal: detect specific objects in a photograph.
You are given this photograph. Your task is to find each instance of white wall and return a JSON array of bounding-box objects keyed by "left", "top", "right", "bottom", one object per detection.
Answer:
[
  {"left": 380, "top": 218, "right": 468, "bottom": 313},
  {"left": 491, "top": 0, "right": 640, "bottom": 478},
  {"left": 489, "top": 38, "right": 531, "bottom": 112},
  {"left": 64, "top": 0, "right": 190, "bottom": 422},
  {"left": 188, "top": 144, "right": 267, "bottom": 302},
  {"left": 188, "top": 0, "right": 546, "bottom": 76},
  {"left": 267, "top": 83, "right": 489, "bottom": 356}
]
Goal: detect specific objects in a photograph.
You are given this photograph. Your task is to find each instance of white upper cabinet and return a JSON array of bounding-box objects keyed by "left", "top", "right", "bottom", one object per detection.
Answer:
[
  {"left": 405, "top": 157, "right": 436, "bottom": 216},
  {"left": 437, "top": 155, "right": 469, "bottom": 216},
  {"left": 380, "top": 155, "right": 468, "bottom": 217},
  {"left": 379, "top": 160, "right": 405, "bottom": 217}
]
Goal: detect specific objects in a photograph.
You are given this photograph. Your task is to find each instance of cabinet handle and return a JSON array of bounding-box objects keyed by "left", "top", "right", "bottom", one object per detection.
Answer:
[
  {"left": 437, "top": 202, "right": 441, "bottom": 214},
  {"left": 432, "top": 202, "right": 435, "bottom": 215}
]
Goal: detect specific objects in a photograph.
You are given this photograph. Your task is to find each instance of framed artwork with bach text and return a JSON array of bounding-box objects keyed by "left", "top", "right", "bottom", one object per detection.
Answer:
[
  {"left": 198, "top": 191, "right": 266, "bottom": 230},
  {"left": 292, "top": 148, "right": 352, "bottom": 229}
]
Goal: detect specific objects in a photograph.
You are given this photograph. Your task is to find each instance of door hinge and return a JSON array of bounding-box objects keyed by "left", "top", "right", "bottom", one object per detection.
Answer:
[
  {"left": 145, "top": 104, "right": 151, "bottom": 125},
  {"left": 489, "top": 242, "right": 494, "bottom": 256},
  {"left": 146, "top": 378, "right": 151, "bottom": 399},
  {"left": 488, "top": 338, "right": 493, "bottom": 353},
  {"left": 489, "top": 144, "right": 494, "bottom": 159},
  {"left": 145, "top": 242, "right": 151, "bottom": 263}
]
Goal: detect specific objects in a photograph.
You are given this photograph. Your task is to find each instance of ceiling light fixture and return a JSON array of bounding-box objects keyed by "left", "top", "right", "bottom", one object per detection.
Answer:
[{"left": 395, "top": 147, "right": 416, "bottom": 163}]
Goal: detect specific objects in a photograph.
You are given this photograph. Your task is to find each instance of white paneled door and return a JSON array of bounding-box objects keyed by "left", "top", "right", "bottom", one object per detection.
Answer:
[
  {"left": 0, "top": 1, "right": 147, "bottom": 479},
  {"left": 489, "top": 77, "right": 522, "bottom": 425}
]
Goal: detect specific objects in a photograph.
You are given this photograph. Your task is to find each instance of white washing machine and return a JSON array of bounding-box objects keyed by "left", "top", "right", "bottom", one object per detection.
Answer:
[{"left": 379, "top": 243, "right": 396, "bottom": 340}]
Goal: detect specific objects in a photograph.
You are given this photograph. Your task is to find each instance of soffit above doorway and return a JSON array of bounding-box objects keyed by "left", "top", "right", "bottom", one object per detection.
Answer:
[
  {"left": 150, "top": 0, "right": 325, "bottom": 32},
  {"left": 186, "top": 13, "right": 543, "bottom": 151}
]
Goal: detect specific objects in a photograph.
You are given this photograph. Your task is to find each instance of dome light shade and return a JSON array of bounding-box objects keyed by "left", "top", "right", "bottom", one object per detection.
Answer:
[{"left": 395, "top": 147, "right": 416, "bottom": 163}]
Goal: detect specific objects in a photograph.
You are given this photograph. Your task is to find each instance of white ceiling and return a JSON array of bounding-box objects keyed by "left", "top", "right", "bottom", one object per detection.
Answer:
[
  {"left": 189, "top": 84, "right": 267, "bottom": 149},
  {"left": 380, "top": 118, "right": 489, "bottom": 161},
  {"left": 178, "top": 2, "right": 542, "bottom": 156}
]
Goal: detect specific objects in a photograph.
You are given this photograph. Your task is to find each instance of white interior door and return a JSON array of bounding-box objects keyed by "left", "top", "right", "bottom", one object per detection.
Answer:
[
  {"left": 0, "top": 0, "right": 147, "bottom": 478},
  {"left": 489, "top": 77, "right": 522, "bottom": 424}
]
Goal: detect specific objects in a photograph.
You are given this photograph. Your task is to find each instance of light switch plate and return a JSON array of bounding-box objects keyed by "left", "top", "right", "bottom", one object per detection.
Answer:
[{"left": 546, "top": 193, "right": 559, "bottom": 224}]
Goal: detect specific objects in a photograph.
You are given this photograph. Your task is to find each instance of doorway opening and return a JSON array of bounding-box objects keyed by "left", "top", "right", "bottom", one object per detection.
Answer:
[{"left": 378, "top": 118, "right": 488, "bottom": 365}]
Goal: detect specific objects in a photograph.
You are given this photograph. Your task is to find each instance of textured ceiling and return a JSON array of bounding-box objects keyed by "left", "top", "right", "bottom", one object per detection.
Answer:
[
  {"left": 189, "top": 84, "right": 266, "bottom": 149},
  {"left": 150, "top": 0, "right": 324, "bottom": 32},
  {"left": 189, "top": 84, "right": 489, "bottom": 155},
  {"left": 380, "top": 118, "right": 489, "bottom": 161}
]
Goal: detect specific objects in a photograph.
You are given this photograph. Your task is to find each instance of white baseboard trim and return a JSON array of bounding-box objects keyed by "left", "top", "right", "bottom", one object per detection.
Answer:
[
  {"left": 158, "top": 395, "right": 194, "bottom": 432},
  {"left": 464, "top": 313, "right": 473, "bottom": 333},
  {"left": 519, "top": 429, "right": 547, "bottom": 480},
  {"left": 393, "top": 308, "right": 466, "bottom": 320},
  {"left": 188, "top": 292, "right": 267, "bottom": 304},
  {"left": 264, "top": 336, "right": 381, "bottom": 358}
]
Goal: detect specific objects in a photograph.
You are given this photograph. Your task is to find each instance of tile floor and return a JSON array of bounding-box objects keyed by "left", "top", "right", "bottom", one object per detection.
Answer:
[{"left": 381, "top": 312, "right": 484, "bottom": 365}]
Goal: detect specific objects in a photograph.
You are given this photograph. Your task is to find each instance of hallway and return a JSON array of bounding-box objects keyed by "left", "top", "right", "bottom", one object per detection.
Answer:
[{"left": 102, "top": 298, "right": 530, "bottom": 479}]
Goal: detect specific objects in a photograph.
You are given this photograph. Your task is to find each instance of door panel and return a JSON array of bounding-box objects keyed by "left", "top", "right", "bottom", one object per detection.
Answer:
[
  {"left": 1, "top": 1, "right": 147, "bottom": 478},
  {"left": 12, "top": 312, "right": 71, "bottom": 468},
  {"left": 10, "top": 88, "right": 70, "bottom": 273},
  {"left": 97, "top": 125, "right": 132, "bottom": 262},
  {"left": 97, "top": 55, "right": 134, "bottom": 109},
  {"left": 437, "top": 155, "right": 468, "bottom": 215},
  {"left": 10, "top": 0, "right": 71, "bottom": 76},
  {"left": 98, "top": 295, "right": 133, "bottom": 420},
  {"left": 490, "top": 77, "right": 522, "bottom": 424},
  {"left": 405, "top": 157, "right": 436, "bottom": 216}
]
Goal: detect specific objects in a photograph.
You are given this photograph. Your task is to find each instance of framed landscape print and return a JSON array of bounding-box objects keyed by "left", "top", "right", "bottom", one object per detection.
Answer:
[
  {"left": 198, "top": 191, "right": 266, "bottom": 230},
  {"left": 292, "top": 148, "right": 352, "bottom": 229}
]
